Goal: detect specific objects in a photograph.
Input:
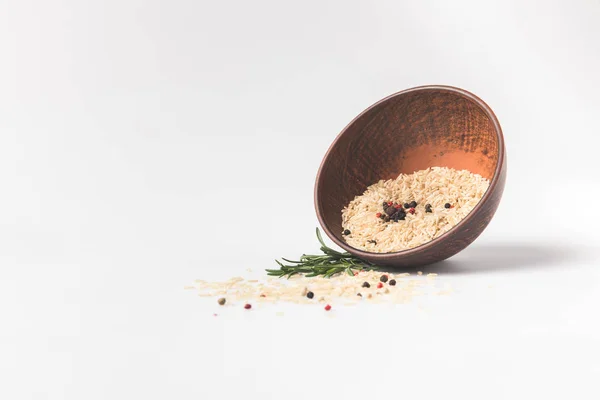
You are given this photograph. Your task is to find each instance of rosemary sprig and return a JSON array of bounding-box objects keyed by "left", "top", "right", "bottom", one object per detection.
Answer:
[{"left": 266, "top": 228, "right": 379, "bottom": 278}]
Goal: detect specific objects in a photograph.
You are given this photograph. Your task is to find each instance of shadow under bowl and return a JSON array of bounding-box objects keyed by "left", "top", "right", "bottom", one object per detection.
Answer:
[{"left": 314, "top": 85, "right": 507, "bottom": 267}]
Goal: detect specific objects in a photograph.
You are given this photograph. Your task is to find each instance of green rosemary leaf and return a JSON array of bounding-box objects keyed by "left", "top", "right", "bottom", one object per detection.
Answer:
[
  {"left": 281, "top": 258, "right": 302, "bottom": 264},
  {"left": 315, "top": 227, "right": 327, "bottom": 248}
]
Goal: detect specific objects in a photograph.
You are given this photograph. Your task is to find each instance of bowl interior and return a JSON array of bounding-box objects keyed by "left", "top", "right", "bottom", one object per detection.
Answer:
[{"left": 315, "top": 87, "right": 501, "bottom": 248}]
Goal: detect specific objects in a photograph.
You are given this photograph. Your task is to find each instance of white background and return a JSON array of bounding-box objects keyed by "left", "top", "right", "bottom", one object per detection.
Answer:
[{"left": 1, "top": 0, "right": 600, "bottom": 399}]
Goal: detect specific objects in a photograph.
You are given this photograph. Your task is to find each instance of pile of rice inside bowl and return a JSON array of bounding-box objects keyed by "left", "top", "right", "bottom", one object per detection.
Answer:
[{"left": 341, "top": 167, "right": 489, "bottom": 253}]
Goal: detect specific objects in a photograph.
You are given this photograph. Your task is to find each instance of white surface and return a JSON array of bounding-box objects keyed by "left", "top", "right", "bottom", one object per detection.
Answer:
[{"left": 1, "top": 0, "right": 600, "bottom": 399}]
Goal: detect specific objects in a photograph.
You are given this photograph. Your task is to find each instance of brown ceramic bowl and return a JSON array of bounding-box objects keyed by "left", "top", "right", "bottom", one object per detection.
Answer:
[{"left": 314, "top": 85, "right": 506, "bottom": 267}]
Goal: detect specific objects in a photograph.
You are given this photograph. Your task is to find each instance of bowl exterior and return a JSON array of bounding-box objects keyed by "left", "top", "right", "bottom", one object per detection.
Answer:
[{"left": 314, "top": 85, "right": 506, "bottom": 268}]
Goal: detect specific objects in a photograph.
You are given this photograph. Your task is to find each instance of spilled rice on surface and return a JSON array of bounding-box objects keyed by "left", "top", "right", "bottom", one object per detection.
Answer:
[{"left": 187, "top": 270, "right": 451, "bottom": 308}]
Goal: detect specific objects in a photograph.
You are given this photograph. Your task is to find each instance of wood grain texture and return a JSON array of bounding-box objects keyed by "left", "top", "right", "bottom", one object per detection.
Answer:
[{"left": 314, "top": 85, "right": 507, "bottom": 267}]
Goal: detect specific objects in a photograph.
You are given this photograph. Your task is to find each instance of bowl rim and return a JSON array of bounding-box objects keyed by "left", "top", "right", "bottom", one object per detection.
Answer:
[{"left": 314, "top": 85, "right": 505, "bottom": 260}]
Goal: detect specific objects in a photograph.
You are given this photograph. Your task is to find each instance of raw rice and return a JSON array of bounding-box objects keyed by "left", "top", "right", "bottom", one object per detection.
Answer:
[
  {"left": 189, "top": 270, "right": 442, "bottom": 306},
  {"left": 341, "top": 167, "right": 489, "bottom": 253}
]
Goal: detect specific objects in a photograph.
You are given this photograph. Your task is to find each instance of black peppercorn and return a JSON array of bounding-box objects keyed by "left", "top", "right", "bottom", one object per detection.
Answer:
[
  {"left": 382, "top": 201, "right": 389, "bottom": 208},
  {"left": 389, "top": 279, "right": 396, "bottom": 286},
  {"left": 444, "top": 203, "right": 451, "bottom": 209},
  {"left": 409, "top": 200, "right": 417, "bottom": 208},
  {"left": 343, "top": 229, "right": 351, "bottom": 235},
  {"left": 396, "top": 211, "right": 406, "bottom": 220},
  {"left": 403, "top": 202, "right": 410, "bottom": 209},
  {"left": 380, "top": 275, "right": 388, "bottom": 283},
  {"left": 385, "top": 206, "right": 397, "bottom": 216},
  {"left": 307, "top": 291, "right": 314, "bottom": 299},
  {"left": 425, "top": 204, "right": 432, "bottom": 213},
  {"left": 362, "top": 282, "right": 370, "bottom": 288},
  {"left": 383, "top": 215, "right": 390, "bottom": 222}
]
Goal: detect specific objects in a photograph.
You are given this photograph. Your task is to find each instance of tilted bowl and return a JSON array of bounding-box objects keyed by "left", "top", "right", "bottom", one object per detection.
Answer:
[{"left": 314, "top": 85, "right": 506, "bottom": 267}]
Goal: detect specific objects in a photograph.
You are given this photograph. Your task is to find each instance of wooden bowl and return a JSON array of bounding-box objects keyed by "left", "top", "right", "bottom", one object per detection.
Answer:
[{"left": 314, "top": 85, "right": 506, "bottom": 267}]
